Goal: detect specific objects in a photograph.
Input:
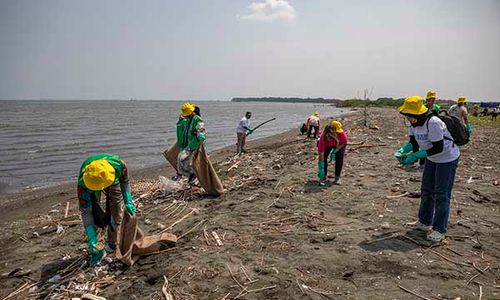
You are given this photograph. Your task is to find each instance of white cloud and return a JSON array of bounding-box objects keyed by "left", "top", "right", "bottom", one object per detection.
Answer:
[{"left": 238, "top": 0, "right": 296, "bottom": 22}]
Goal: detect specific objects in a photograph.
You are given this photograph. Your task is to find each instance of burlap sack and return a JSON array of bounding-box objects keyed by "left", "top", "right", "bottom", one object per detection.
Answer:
[
  {"left": 192, "top": 144, "right": 224, "bottom": 196},
  {"left": 163, "top": 144, "right": 180, "bottom": 171},
  {"left": 116, "top": 212, "right": 177, "bottom": 266}
]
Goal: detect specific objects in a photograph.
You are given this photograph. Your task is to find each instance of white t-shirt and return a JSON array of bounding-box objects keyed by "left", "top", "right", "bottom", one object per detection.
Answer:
[
  {"left": 408, "top": 116, "right": 460, "bottom": 163},
  {"left": 448, "top": 104, "right": 468, "bottom": 125},
  {"left": 237, "top": 117, "right": 250, "bottom": 133},
  {"left": 308, "top": 115, "right": 320, "bottom": 126}
]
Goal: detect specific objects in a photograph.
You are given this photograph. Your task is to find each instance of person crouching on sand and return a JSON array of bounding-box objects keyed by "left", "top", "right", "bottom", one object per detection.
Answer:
[
  {"left": 395, "top": 96, "right": 460, "bottom": 242},
  {"left": 236, "top": 112, "right": 253, "bottom": 154},
  {"left": 317, "top": 120, "right": 347, "bottom": 186},
  {"left": 77, "top": 154, "right": 137, "bottom": 265},
  {"left": 176, "top": 102, "right": 206, "bottom": 185}
]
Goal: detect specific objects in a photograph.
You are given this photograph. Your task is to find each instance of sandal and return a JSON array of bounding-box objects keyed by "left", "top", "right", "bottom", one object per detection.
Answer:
[{"left": 427, "top": 230, "right": 445, "bottom": 242}]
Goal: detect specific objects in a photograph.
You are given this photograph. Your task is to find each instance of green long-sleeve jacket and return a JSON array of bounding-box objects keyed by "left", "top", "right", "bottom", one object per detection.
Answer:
[{"left": 176, "top": 115, "right": 206, "bottom": 151}]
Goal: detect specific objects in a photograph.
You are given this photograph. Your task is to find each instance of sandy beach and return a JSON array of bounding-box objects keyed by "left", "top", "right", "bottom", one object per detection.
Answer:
[{"left": 0, "top": 107, "right": 499, "bottom": 299}]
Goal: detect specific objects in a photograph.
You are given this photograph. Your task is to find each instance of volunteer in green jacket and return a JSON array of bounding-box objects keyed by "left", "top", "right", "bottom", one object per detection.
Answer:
[
  {"left": 78, "top": 153, "right": 137, "bottom": 265},
  {"left": 395, "top": 96, "right": 460, "bottom": 242},
  {"left": 176, "top": 103, "right": 206, "bottom": 184}
]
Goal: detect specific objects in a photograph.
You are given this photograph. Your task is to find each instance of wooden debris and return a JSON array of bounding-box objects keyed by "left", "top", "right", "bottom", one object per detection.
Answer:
[
  {"left": 211, "top": 231, "right": 223, "bottom": 246},
  {"left": 398, "top": 285, "right": 432, "bottom": 300},
  {"left": 160, "top": 208, "right": 197, "bottom": 233},
  {"left": 81, "top": 294, "right": 107, "bottom": 300},
  {"left": 64, "top": 202, "right": 70, "bottom": 218},
  {"left": 161, "top": 276, "right": 174, "bottom": 300}
]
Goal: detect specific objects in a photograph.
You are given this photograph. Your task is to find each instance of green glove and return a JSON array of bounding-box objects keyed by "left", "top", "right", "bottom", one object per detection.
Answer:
[
  {"left": 84, "top": 225, "right": 105, "bottom": 265},
  {"left": 431, "top": 104, "right": 441, "bottom": 113},
  {"left": 123, "top": 191, "right": 136, "bottom": 216},
  {"left": 197, "top": 132, "right": 206, "bottom": 142},
  {"left": 402, "top": 150, "right": 427, "bottom": 165},
  {"left": 394, "top": 143, "right": 413, "bottom": 158},
  {"left": 465, "top": 123, "right": 473, "bottom": 134},
  {"left": 329, "top": 148, "right": 339, "bottom": 163},
  {"left": 247, "top": 128, "right": 254, "bottom": 135},
  {"left": 317, "top": 161, "right": 325, "bottom": 179}
]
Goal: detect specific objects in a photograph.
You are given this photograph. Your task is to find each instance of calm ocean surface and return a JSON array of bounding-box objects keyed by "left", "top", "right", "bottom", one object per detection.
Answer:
[{"left": 0, "top": 100, "right": 345, "bottom": 193}]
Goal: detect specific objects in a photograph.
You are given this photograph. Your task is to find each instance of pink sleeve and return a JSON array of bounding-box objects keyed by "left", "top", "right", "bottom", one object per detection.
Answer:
[
  {"left": 318, "top": 132, "right": 326, "bottom": 153},
  {"left": 339, "top": 132, "right": 348, "bottom": 146}
]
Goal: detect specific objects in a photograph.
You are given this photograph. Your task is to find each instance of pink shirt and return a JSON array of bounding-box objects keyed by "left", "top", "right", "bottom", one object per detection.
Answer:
[{"left": 318, "top": 131, "right": 347, "bottom": 153}]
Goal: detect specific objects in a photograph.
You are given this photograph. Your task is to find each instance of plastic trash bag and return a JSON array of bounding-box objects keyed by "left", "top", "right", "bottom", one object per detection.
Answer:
[{"left": 158, "top": 176, "right": 182, "bottom": 195}]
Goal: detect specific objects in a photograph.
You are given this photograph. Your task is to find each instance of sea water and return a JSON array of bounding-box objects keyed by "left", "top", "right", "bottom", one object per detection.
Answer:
[{"left": 0, "top": 100, "right": 345, "bottom": 193}]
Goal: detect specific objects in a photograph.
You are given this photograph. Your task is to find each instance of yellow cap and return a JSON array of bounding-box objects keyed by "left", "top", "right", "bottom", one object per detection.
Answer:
[
  {"left": 314, "top": 111, "right": 319, "bottom": 116},
  {"left": 83, "top": 160, "right": 115, "bottom": 191},
  {"left": 399, "top": 96, "right": 428, "bottom": 116},
  {"left": 426, "top": 91, "right": 437, "bottom": 100},
  {"left": 180, "top": 103, "right": 195, "bottom": 117},
  {"left": 331, "top": 120, "right": 344, "bottom": 133},
  {"left": 457, "top": 96, "right": 466, "bottom": 104}
]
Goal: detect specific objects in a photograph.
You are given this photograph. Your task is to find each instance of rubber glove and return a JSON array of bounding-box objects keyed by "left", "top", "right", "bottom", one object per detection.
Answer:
[
  {"left": 317, "top": 161, "right": 325, "bottom": 179},
  {"left": 431, "top": 104, "right": 441, "bottom": 114},
  {"left": 246, "top": 127, "right": 254, "bottom": 135},
  {"left": 123, "top": 191, "right": 136, "bottom": 216},
  {"left": 394, "top": 143, "right": 413, "bottom": 158},
  {"left": 197, "top": 132, "right": 206, "bottom": 142},
  {"left": 402, "top": 150, "right": 427, "bottom": 165},
  {"left": 328, "top": 148, "right": 339, "bottom": 163},
  {"left": 84, "top": 225, "right": 105, "bottom": 265},
  {"left": 465, "top": 123, "right": 473, "bottom": 134}
]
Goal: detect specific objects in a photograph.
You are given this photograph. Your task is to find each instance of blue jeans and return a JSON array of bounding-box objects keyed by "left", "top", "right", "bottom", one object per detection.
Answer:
[{"left": 419, "top": 158, "right": 459, "bottom": 234}]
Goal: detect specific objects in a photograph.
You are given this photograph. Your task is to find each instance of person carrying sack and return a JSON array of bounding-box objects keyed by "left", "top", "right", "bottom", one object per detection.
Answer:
[
  {"left": 175, "top": 102, "right": 206, "bottom": 185},
  {"left": 395, "top": 96, "right": 460, "bottom": 243},
  {"left": 77, "top": 153, "right": 137, "bottom": 265},
  {"left": 317, "top": 120, "right": 347, "bottom": 186}
]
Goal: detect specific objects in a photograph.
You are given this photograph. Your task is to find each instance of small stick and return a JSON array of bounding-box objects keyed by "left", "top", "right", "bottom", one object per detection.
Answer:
[
  {"left": 203, "top": 227, "right": 211, "bottom": 246},
  {"left": 2, "top": 282, "right": 29, "bottom": 300},
  {"left": 161, "top": 276, "right": 173, "bottom": 300},
  {"left": 479, "top": 285, "right": 483, "bottom": 300},
  {"left": 64, "top": 202, "right": 70, "bottom": 218},
  {"left": 178, "top": 219, "right": 205, "bottom": 240},
  {"left": 234, "top": 285, "right": 277, "bottom": 299},
  {"left": 226, "top": 264, "right": 246, "bottom": 290},
  {"left": 160, "top": 208, "right": 197, "bottom": 233},
  {"left": 386, "top": 192, "right": 410, "bottom": 199},
  {"left": 227, "top": 162, "right": 240, "bottom": 172},
  {"left": 211, "top": 231, "right": 223, "bottom": 246},
  {"left": 466, "top": 266, "right": 490, "bottom": 286},
  {"left": 296, "top": 279, "right": 305, "bottom": 294},
  {"left": 240, "top": 263, "right": 252, "bottom": 282},
  {"left": 398, "top": 285, "right": 432, "bottom": 300}
]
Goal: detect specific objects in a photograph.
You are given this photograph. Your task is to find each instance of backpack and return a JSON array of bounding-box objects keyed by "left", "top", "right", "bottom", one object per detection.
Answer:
[{"left": 426, "top": 112, "right": 470, "bottom": 146}]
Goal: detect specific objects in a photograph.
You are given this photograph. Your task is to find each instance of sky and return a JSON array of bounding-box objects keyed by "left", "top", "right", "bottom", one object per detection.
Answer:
[{"left": 0, "top": 0, "right": 499, "bottom": 101}]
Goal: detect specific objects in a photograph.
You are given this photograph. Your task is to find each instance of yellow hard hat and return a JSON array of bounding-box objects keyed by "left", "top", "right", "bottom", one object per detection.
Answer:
[
  {"left": 331, "top": 120, "right": 344, "bottom": 133},
  {"left": 399, "top": 96, "right": 428, "bottom": 116},
  {"left": 314, "top": 111, "right": 319, "bottom": 116},
  {"left": 83, "top": 160, "right": 116, "bottom": 191},
  {"left": 457, "top": 96, "right": 466, "bottom": 104},
  {"left": 426, "top": 91, "right": 437, "bottom": 100},
  {"left": 180, "top": 102, "right": 195, "bottom": 117}
]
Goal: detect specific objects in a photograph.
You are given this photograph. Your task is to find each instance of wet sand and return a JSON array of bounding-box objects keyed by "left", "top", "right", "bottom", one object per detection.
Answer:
[{"left": 1, "top": 108, "right": 499, "bottom": 299}]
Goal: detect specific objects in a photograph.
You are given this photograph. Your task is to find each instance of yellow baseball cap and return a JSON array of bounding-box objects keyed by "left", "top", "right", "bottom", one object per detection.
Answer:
[
  {"left": 399, "top": 96, "right": 428, "bottom": 116},
  {"left": 426, "top": 91, "right": 436, "bottom": 100},
  {"left": 83, "top": 160, "right": 115, "bottom": 191},
  {"left": 331, "top": 120, "right": 344, "bottom": 133},
  {"left": 180, "top": 103, "right": 195, "bottom": 117},
  {"left": 457, "top": 96, "right": 466, "bottom": 104}
]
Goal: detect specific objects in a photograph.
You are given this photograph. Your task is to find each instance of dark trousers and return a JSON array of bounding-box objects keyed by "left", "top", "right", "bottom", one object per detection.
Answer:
[
  {"left": 307, "top": 125, "right": 319, "bottom": 138},
  {"left": 323, "top": 146, "right": 345, "bottom": 178},
  {"left": 419, "top": 158, "right": 459, "bottom": 234}
]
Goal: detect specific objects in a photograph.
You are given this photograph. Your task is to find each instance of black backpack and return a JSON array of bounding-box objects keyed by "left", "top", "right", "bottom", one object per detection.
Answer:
[{"left": 426, "top": 112, "right": 470, "bottom": 146}]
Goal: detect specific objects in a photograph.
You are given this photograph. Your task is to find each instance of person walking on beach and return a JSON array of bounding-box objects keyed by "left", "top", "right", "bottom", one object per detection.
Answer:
[
  {"left": 395, "top": 96, "right": 460, "bottom": 242},
  {"left": 425, "top": 90, "right": 441, "bottom": 115},
  {"left": 176, "top": 102, "right": 206, "bottom": 184},
  {"left": 77, "top": 153, "right": 137, "bottom": 265},
  {"left": 449, "top": 96, "right": 472, "bottom": 134},
  {"left": 306, "top": 112, "right": 320, "bottom": 138},
  {"left": 236, "top": 112, "right": 253, "bottom": 154},
  {"left": 317, "top": 120, "right": 347, "bottom": 186}
]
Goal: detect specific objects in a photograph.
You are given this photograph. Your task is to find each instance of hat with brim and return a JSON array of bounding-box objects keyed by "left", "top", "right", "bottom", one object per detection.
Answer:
[
  {"left": 399, "top": 96, "right": 428, "bottom": 116},
  {"left": 180, "top": 103, "right": 195, "bottom": 117},
  {"left": 83, "top": 160, "right": 116, "bottom": 191},
  {"left": 426, "top": 91, "right": 437, "bottom": 100},
  {"left": 331, "top": 120, "right": 344, "bottom": 133},
  {"left": 457, "top": 96, "right": 466, "bottom": 104}
]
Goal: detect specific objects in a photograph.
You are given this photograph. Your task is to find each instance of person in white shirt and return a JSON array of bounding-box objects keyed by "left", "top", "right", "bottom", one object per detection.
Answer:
[
  {"left": 395, "top": 96, "right": 460, "bottom": 243},
  {"left": 236, "top": 112, "right": 253, "bottom": 154},
  {"left": 449, "top": 96, "right": 472, "bottom": 133},
  {"left": 306, "top": 112, "right": 320, "bottom": 138}
]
